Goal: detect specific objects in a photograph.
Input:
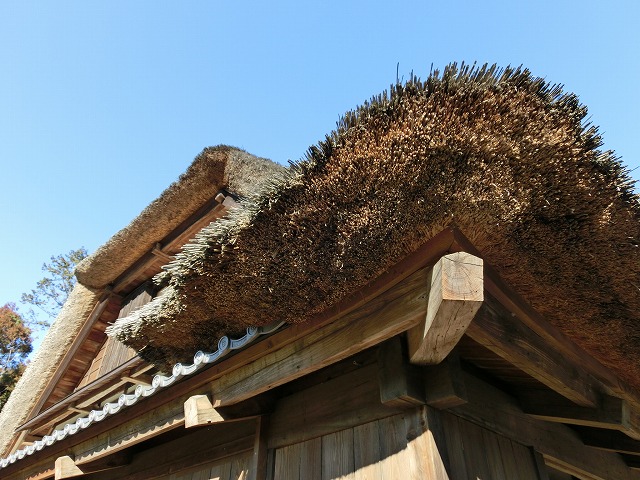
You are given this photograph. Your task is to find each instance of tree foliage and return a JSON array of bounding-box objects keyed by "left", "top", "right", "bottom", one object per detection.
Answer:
[
  {"left": 0, "top": 303, "right": 32, "bottom": 411},
  {"left": 21, "top": 247, "right": 88, "bottom": 327}
]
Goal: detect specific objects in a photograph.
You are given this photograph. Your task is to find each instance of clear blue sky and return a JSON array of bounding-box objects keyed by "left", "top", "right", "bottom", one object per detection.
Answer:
[{"left": 1, "top": 1, "right": 638, "bottom": 347}]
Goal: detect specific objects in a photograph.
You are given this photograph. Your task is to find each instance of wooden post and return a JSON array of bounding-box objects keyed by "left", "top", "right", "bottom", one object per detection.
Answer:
[
  {"left": 407, "top": 252, "right": 483, "bottom": 365},
  {"left": 184, "top": 394, "right": 225, "bottom": 428},
  {"left": 424, "top": 354, "right": 468, "bottom": 409},
  {"left": 249, "top": 415, "right": 270, "bottom": 480},
  {"left": 378, "top": 337, "right": 425, "bottom": 408}
]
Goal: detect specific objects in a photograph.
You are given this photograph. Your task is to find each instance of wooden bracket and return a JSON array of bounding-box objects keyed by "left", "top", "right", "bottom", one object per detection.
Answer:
[
  {"left": 184, "top": 394, "right": 225, "bottom": 428},
  {"left": 407, "top": 252, "right": 483, "bottom": 365},
  {"left": 54, "top": 456, "right": 84, "bottom": 479},
  {"left": 378, "top": 337, "right": 425, "bottom": 408}
]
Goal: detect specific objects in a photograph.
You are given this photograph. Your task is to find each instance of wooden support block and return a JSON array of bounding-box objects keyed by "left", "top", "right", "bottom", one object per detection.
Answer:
[
  {"left": 378, "top": 337, "right": 425, "bottom": 408},
  {"left": 521, "top": 391, "right": 640, "bottom": 440},
  {"left": 55, "top": 456, "right": 84, "bottom": 479},
  {"left": 407, "top": 252, "right": 483, "bottom": 365},
  {"left": 424, "top": 354, "right": 468, "bottom": 409},
  {"left": 184, "top": 394, "right": 225, "bottom": 428}
]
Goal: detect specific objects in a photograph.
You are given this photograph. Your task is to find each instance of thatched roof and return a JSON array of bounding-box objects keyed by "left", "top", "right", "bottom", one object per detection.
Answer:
[
  {"left": 75, "top": 146, "right": 283, "bottom": 289},
  {"left": 0, "top": 284, "right": 101, "bottom": 456},
  {"left": 0, "top": 146, "right": 282, "bottom": 457},
  {"left": 106, "top": 64, "right": 640, "bottom": 391}
]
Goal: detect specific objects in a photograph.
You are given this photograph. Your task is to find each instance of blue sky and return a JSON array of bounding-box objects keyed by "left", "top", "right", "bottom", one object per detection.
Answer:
[{"left": 1, "top": 1, "right": 638, "bottom": 347}]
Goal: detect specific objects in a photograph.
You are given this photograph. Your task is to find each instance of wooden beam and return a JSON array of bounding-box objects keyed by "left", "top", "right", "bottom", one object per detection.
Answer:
[
  {"left": 150, "top": 243, "right": 173, "bottom": 263},
  {"left": 54, "top": 456, "right": 83, "bottom": 479},
  {"left": 184, "top": 394, "right": 225, "bottom": 428},
  {"left": 520, "top": 391, "right": 640, "bottom": 440},
  {"left": 407, "top": 252, "right": 483, "bottom": 365},
  {"left": 424, "top": 354, "right": 468, "bottom": 409},
  {"left": 623, "top": 455, "right": 640, "bottom": 471},
  {"left": 466, "top": 294, "right": 599, "bottom": 407},
  {"left": 268, "top": 363, "right": 404, "bottom": 449},
  {"left": 451, "top": 228, "right": 640, "bottom": 410},
  {"left": 211, "top": 267, "right": 431, "bottom": 408},
  {"left": 449, "top": 371, "right": 639, "bottom": 479},
  {"left": 121, "top": 375, "right": 152, "bottom": 387},
  {"left": 20, "top": 292, "right": 121, "bottom": 435},
  {"left": 575, "top": 428, "right": 640, "bottom": 455},
  {"left": 67, "top": 406, "right": 91, "bottom": 415},
  {"left": 377, "top": 337, "right": 424, "bottom": 408}
]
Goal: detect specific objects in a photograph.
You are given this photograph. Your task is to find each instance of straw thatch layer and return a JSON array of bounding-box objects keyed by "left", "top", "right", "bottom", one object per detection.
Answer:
[
  {"left": 0, "top": 284, "right": 102, "bottom": 456},
  {"left": 108, "top": 64, "right": 640, "bottom": 390},
  {"left": 75, "top": 146, "right": 283, "bottom": 289}
]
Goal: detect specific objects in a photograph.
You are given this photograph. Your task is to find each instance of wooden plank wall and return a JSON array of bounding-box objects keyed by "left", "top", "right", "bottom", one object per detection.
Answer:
[
  {"left": 160, "top": 451, "right": 251, "bottom": 480},
  {"left": 76, "top": 285, "right": 151, "bottom": 389},
  {"left": 273, "top": 409, "right": 437, "bottom": 479},
  {"left": 273, "top": 408, "right": 544, "bottom": 480}
]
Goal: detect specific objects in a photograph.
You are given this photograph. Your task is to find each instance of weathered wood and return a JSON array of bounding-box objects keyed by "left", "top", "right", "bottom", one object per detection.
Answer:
[
  {"left": 20, "top": 293, "right": 119, "bottom": 432},
  {"left": 452, "top": 229, "right": 640, "bottom": 411},
  {"left": 249, "top": 416, "right": 269, "bottom": 480},
  {"left": 521, "top": 391, "right": 640, "bottom": 440},
  {"left": 533, "top": 450, "right": 552, "bottom": 480},
  {"left": 450, "top": 370, "right": 639, "bottom": 479},
  {"left": 623, "top": 455, "right": 640, "bottom": 470},
  {"left": 576, "top": 428, "right": 640, "bottom": 455},
  {"left": 407, "top": 252, "right": 483, "bottom": 365},
  {"left": 405, "top": 407, "right": 450, "bottom": 479},
  {"left": 353, "top": 421, "right": 382, "bottom": 479},
  {"left": 151, "top": 243, "right": 174, "bottom": 263},
  {"left": 87, "top": 421, "right": 255, "bottom": 480},
  {"left": 20, "top": 356, "right": 145, "bottom": 434},
  {"left": 378, "top": 337, "right": 424, "bottom": 408},
  {"left": 121, "top": 375, "right": 152, "bottom": 387},
  {"left": 184, "top": 394, "right": 225, "bottom": 428},
  {"left": 322, "top": 429, "right": 354, "bottom": 480},
  {"left": 424, "top": 354, "right": 468, "bottom": 409},
  {"left": 378, "top": 414, "right": 409, "bottom": 479},
  {"left": 268, "top": 363, "right": 402, "bottom": 449},
  {"left": 212, "top": 267, "right": 431, "bottom": 408},
  {"left": 54, "top": 456, "right": 83, "bottom": 480},
  {"left": 466, "top": 294, "right": 599, "bottom": 407}
]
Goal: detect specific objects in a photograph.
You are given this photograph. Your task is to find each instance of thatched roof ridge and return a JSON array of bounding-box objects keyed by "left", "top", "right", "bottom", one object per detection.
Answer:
[
  {"left": 75, "top": 146, "right": 283, "bottom": 289},
  {"left": 108, "top": 64, "right": 639, "bottom": 390},
  {"left": 0, "top": 284, "right": 101, "bottom": 456}
]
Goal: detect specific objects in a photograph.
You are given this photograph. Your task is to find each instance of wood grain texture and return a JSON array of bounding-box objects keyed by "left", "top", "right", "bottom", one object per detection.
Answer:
[
  {"left": 467, "top": 294, "right": 599, "bottom": 407},
  {"left": 211, "top": 267, "right": 430, "bottom": 408},
  {"left": 450, "top": 370, "right": 639, "bottom": 479},
  {"left": 407, "top": 252, "right": 483, "bottom": 365},
  {"left": 54, "top": 456, "right": 83, "bottom": 480},
  {"left": 184, "top": 395, "right": 225, "bottom": 428}
]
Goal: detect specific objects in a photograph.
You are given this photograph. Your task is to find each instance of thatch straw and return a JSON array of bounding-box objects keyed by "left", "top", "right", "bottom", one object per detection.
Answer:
[
  {"left": 107, "top": 64, "right": 640, "bottom": 391},
  {"left": 75, "top": 146, "right": 283, "bottom": 289},
  {"left": 0, "top": 284, "right": 101, "bottom": 456}
]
